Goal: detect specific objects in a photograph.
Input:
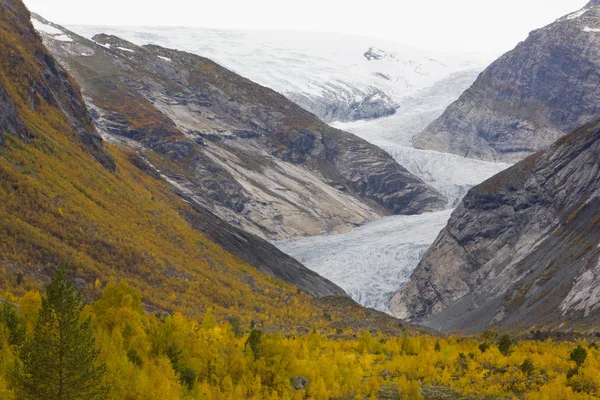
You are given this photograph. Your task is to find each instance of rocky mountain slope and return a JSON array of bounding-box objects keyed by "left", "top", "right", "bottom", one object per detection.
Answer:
[
  {"left": 32, "top": 15, "right": 446, "bottom": 240},
  {"left": 0, "top": 0, "right": 346, "bottom": 332},
  {"left": 414, "top": 0, "right": 600, "bottom": 163},
  {"left": 390, "top": 119, "right": 600, "bottom": 333},
  {"left": 65, "top": 25, "right": 489, "bottom": 124}
]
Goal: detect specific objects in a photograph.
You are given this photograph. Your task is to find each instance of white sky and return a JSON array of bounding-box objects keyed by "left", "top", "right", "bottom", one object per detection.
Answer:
[{"left": 24, "top": 0, "right": 589, "bottom": 54}]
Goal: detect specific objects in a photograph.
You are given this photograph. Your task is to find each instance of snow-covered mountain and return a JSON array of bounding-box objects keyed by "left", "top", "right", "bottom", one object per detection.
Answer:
[{"left": 66, "top": 25, "right": 490, "bottom": 123}]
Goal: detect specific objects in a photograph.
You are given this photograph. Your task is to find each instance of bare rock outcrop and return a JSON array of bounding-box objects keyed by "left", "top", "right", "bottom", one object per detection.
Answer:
[
  {"left": 414, "top": 1, "right": 600, "bottom": 163},
  {"left": 391, "top": 119, "right": 600, "bottom": 332}
]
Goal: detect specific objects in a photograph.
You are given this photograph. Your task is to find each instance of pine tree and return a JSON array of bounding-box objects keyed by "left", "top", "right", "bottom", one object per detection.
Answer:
[
  {"left": 497, "top": 334, "right": 514, "bottom": 356},
  {"left": 570, "top": 345, "right": 587, "bottom": 368},
  {"left": 15, "top": 264, "right": 108, "bottom": 400},
  {"left": 0, "top": 302, "right": 25, "bottom": 346}
]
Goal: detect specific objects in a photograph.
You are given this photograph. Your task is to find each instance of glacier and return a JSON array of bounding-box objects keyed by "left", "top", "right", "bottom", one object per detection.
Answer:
[
  {"left": 66, "top": 25, "right": 490, "bottom": 123},
  {"left": 277, "top": 210, "right": 454, "bottom": 312},
  {"left": 276, "top": 133, "right": 508, "bottom": 312},
  {"left": 278, "top": 81, "right": 508, "bottom": 313}
]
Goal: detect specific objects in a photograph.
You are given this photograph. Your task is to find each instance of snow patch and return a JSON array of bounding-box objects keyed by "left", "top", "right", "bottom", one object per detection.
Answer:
[
  {"left": 158, "top": 55, "right": 171, "bottom": 62},
  {"left": 53, "top": 34, "right": 73, "bottom": 42},
  {"left": 566, "top": 9, "right": 588, "bottom": 20},
  {"left": 31, "top": 18, "right": 63, "bottom": 35},
  {"left": 31, "top": 18, "right": 73, "bottom": 42},
  {"left": 584, "top": 26, "right": 600, "bottom": 33},
  {"left": 117, "top": 47, "right": 135, "bottom": 53}
]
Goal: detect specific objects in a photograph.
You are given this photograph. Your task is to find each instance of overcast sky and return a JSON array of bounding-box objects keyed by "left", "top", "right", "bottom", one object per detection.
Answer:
[{"left": 24, "top": 0, "right": 589, "bottom": 54}]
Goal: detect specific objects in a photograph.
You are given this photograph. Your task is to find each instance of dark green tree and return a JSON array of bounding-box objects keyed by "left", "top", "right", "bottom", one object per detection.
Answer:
[
  {"left": 478, "top": 342, "right": 490, "bottom": 353},
  {"left": 570, "top": 345, "right": 587, "bottom": 368},
  {"left": 15, "top": 265, "right": 108, "bottom": 400},
  {"left": 497, "top": 334, "right": 514, "bottom": 356},
  {"left": 245, "top": 328, "right": 263, "bottom": 360},
  {"left": 126, "top": 348, "right": 143, "bottom": 368},
  {"left": 520, "top": 358, "right": 534, "bottom": 376},
  {"left": 0, "top": 301, "right": 25, "bottom": 346}
]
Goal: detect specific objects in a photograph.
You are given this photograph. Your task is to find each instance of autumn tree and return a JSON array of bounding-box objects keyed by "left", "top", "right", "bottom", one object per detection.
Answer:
[{"left": 15, "top": 265, "right": 108, "bottom": 400}]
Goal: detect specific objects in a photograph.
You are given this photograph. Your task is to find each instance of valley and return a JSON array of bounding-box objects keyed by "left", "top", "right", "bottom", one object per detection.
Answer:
[
  {"left": 278, "top": 116, "right": 509, "bottom": 312},
  {"left": 2, "top": 0, "right": 600, "bottom": 398}
]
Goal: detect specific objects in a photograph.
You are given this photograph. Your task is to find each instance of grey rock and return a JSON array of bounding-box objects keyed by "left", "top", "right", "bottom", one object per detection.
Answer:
[
  {"left": 287, "top": 89, "right": 397, "bottom": 123},
  {"left": 390, "top": 119, "right": 600, "bottom": 332},
  {"left": 291, "top": 376, "right": 309, "bottom": 390},
  {"left": 414, "top": 1, "right": 600, "bottom": 163},
  {"left": 232, "top": 129, "right": 260, "bottom": 138},
  {"left": 0, "top": 81, "right": 29, "bottom": 141},
  {"left": 181, "top": 199, "right": 346, "bottom": 297}
]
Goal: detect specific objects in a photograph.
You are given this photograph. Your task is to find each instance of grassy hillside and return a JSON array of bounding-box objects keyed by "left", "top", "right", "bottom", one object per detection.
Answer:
[{"left": 0, "top": 0, "right": 344, "bottom": 330}]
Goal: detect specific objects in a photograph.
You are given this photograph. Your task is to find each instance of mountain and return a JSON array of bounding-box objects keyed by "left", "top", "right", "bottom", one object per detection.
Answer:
[
  {"left": 0, "top": 0, "right": 352, "bottom": 339},
  {"left": 390, "top": 119, "right": 600, "bottom": 333},
  {"left": 414, "top": 0, "right": 600, "bottom": 163},
  {"left": 31, "top": 15, "right": 446, "bottom": 240},
  {"left": 65, "top": 25, "right": 489, "bottom": 124}
]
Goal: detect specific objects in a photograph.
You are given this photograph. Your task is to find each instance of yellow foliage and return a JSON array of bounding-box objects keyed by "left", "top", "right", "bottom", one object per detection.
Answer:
[{"left": 2, "top": 284, "right": 599, "bottom": 399}]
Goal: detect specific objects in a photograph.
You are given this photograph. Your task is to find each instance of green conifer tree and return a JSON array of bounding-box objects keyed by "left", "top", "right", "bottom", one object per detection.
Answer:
[{"left": 15, "top": 265, "right": 108, "bottom": 400}]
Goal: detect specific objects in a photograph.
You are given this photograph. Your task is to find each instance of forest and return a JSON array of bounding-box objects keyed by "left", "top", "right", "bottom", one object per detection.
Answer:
[{"left": 1, "top": 266, "right": 599, "bottom": 400}]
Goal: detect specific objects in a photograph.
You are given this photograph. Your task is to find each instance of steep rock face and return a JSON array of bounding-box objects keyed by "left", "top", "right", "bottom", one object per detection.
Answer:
[
  {"left": 0, "top": 0, "right": 344, "bottom": 311},
  {"left": 34, "top": 17, "right": 445, "bottom": 240},
  {"left": 0, "top": 1, "right": 115, "bottom": 170},
  {"left": 414, "top": 1, "right": 600, "bottom": 162},
  {"left": 390, "top": 119, "right": 600, "bottom": 333}
]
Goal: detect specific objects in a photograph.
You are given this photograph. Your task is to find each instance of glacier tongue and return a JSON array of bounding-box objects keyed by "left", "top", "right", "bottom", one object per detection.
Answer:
[
  {"left": 369, "top": 140, "right": 511, "bottom": 207},
  {"left": 275, "top": 141, "right": 508, "bottom": 312},
  {"left": 277, "top": 210, "right": 454, "bottom": 313},
  {"left": 280, "top": 110, "right": 509, "bottom": 312}
]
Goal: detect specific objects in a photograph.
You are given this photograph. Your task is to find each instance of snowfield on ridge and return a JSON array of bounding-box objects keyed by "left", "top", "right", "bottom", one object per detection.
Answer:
[{"left": 67, "top": 25, "right": 490, "bottom": 123}]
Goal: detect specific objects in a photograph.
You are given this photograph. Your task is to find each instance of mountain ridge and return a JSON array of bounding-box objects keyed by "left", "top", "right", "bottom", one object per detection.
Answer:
[
  {"left": 0, "top": 0, "right": 349, "bottom": 333},
  {"left": 65, "top": 24, "right": 489, "bottom": 124},
  {"left": 413, "top": 1, "right": 600, "bottom": 163},
  {"left": 32, "top": 14, "right": 446, "bottom": 240}
]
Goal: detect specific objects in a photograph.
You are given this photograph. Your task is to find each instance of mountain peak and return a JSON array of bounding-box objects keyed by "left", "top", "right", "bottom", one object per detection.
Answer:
[{"left": 588, "top": 0, "right": 600, "bottom": 7}]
